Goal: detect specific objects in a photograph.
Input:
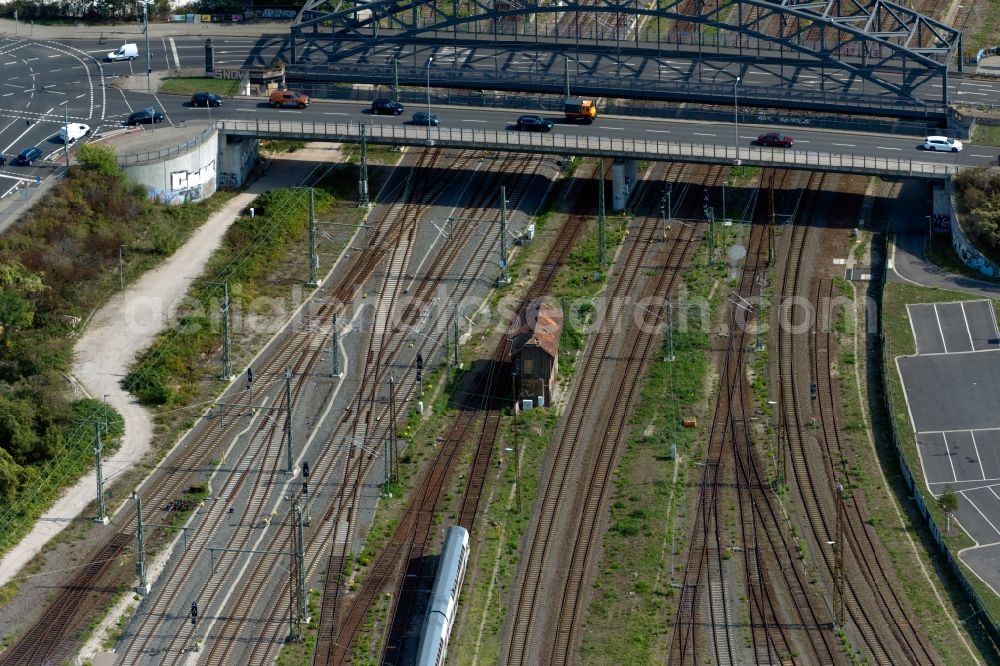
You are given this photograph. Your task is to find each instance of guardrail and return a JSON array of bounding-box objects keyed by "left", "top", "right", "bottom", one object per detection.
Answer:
[
  {"left": 116, "top": 126, "right": 216, "bottom": 166},
  {"left": 287, "top": 63, "right": 947, "bottom": 120},
  {"left": 216, "top": 119, "right": 960, "bottom": 179}
]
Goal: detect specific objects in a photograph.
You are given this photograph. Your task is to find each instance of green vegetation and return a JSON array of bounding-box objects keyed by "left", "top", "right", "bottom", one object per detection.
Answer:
[
  {"left": 275, "top": 588, "right": 320, "bottom": 666},
  {"left": 121, "top": 187, "right": 335, "bottom": 405},
  {"left": 262, "top": 140, "right": 307, "bottom": 154},
  {"left": 0, "top": 144, "right": 229, "bottom": 557},
  {"left": 158, "top": 77, "right": 242, "bottom": 97},
  {"left": 962, "top": 1, "right": 1000, "bottom": 53},
  {"left": 952, "top": 166, "right": 1000, "bottom": 265},
  {"left": 972, "top": 124, "right": 1000, "bottom": 148},
  {"left": 581, "top": 327, "right": 707, "bottom": 663}
]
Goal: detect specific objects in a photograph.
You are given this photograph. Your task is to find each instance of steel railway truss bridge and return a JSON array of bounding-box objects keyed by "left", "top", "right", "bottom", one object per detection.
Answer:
[{"left": 287, "top": 0, "right": 963, "bottom": 122}]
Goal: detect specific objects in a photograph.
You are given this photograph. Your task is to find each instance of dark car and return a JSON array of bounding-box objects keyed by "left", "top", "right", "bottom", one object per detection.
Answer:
[
  {"left": 756, "top": 132, "right": 794, "bottom": 148},
  {"left": 14, "top": 146, "right": 42, "bottom": 166},
  {"left": 410, "top": 111, "right": 440, "bottom": 127},
  {"left": 190, "top": 92, "right": 223, "bottom": 107},
  {"left": 0, "top": 154, "right": 6, "bottom": 167},
  {"left": 371, "top": 99, "right": 404, "bottom": 115},
  {"left": 127, "top": 108, "right": 165, "bottom": 126},
  {"left": 516, "top": 114, "right": 554, "bottom": 132}
]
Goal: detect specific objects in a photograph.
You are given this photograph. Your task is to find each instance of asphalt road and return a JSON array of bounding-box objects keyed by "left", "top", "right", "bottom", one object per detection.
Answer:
[{"left": 0, "top": 30, "right": 995, "bottom": 200}]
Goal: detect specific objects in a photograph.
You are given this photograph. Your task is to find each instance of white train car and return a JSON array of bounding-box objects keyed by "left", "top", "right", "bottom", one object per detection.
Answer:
[{"left": 416, "top": 525, "right": 470, "bottom": 666}]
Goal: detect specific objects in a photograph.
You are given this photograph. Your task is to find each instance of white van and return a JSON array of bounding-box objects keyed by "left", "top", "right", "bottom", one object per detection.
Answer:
[{"left": 107, "top": 43, "right": 138, "bottom": 62}]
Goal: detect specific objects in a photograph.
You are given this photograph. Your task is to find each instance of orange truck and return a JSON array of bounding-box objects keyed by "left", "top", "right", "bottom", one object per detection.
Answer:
[{"left": 563, "top": 98, "right": 597, "bottom": 123}]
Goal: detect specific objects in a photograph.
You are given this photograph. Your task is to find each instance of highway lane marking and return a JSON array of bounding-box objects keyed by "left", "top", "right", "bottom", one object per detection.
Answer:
[
  {"left": 645, "top": 129, "right": 671, "bottom": 133},
  {"left": 877, "top": 147, "right": 902, "bottom": 151},
  {"left": 972, "top": 154, "right": 995, "bottom": 158},
  {"left": 47, "top": 54, "right": 59, "bottom": 58},
  {"left": 323, "top": 112, "right": 348, "bottom": 115},
  {"left": 795, "top": 140, "right": 810, "bottom": 143},
  {"left": 958, "top": 91, "right": 989, "bottom": 96},
  {"left": 693, "top": 132, "right": 715, "bottom": 136},
  {"left": 462, "top": 119, "right": 486, "bottom": 122},
  {"left": 832, "top": 143, "right": 856, "bottom": 147},
  {"left": 599, "top": 126, "right": 624, "bottom": 130}
]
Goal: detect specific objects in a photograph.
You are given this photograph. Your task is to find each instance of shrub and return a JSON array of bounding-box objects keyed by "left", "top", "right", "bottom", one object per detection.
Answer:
[
  {"left": 77, "top": 144, "right": 123, "bottom": 179},
  {"left": 954, "top": 167, "right": 1000, "bottom": 263}
]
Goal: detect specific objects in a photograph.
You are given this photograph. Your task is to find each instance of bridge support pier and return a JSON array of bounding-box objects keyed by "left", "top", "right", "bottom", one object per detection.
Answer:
[{"left": 612, "top": 159, "right": 637, "bottom": 212}]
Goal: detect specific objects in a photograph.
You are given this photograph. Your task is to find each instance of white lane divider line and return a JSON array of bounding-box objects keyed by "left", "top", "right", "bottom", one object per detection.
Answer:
[{"left": 169, "top": 37, "right": 180, "bottom": 70}]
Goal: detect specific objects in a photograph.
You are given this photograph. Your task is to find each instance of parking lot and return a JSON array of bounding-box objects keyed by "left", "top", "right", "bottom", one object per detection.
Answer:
[{"left": 897, "top": 299, "right": 1000, "bottom": 592}]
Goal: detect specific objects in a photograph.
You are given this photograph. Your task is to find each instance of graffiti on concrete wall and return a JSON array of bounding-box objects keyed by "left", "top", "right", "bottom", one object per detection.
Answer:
[
  {"left": 218, "top": 172, "right": 240, "bottom": 190},
  {"left": 951, "top": 214, "right": 999, "bottom": 278},
  {"left": 171, "top": 161, "right": 216, "bottom": 191}
]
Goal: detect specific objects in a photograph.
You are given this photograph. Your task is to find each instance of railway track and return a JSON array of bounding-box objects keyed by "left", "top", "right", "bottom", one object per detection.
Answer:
[
  {"left": 181, "top": 151, "right": 551, "bottom": 666},
  {"left": 811, "top": 278, "right": 942, "bottom": 663},
  {"left": 774, "top": 175, "right": 941, "bottom": 664},
  {"left": 322, "top": 158, "right": 601, "bottom": 666},
  {"left": 112, "top": 147, "right": 466, "bottom": 664},
  {"left": 503, "top": 162, "right": 707, "bottom": 665},
  {"left": 670, "top": 169, "right": 844, "bottom": 665}
]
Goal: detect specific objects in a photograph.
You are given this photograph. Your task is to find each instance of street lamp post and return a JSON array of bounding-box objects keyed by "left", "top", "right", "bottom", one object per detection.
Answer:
[
  {"left": 426, "top": 57, "right": 433, "bottom": 142},
  {"left": 141, "top": 1, "right": 151, "bottom": 92},
  {"left": 734, "top": 76, "right": 741, "bottom": 165},
  {"left": 61, "top": 102, "right": 70, "bottom": 168}
]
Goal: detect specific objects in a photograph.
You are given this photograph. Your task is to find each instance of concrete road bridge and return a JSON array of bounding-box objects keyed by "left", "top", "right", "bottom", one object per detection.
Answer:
[
  {"left": 286, "top": 0, "right": 963, "bottom": 122},
  {"left": 218, "top": 118, "right": 959, "bottom": 181}
]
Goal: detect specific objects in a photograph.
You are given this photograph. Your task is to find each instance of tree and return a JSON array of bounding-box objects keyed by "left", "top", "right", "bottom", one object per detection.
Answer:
[
  {"left": 938, "top": 486, "right": 959, "bottom": 535},
  {"left": 0, "top": 447, "right": 22, "bottom": 505},
  {"left": 0, "top": 289, "right": 33, "bottom": 340},
  {"left": 0, "top": 396, "right": 40, "bottom": 464}
]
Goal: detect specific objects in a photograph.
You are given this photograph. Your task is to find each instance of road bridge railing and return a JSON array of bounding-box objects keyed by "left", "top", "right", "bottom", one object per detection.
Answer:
[
  {"left": 287, "top": 64, "right": 945, "bottom": 120},
  {"left": 217, "top": 119, "right": 959, "bottom": 180}
]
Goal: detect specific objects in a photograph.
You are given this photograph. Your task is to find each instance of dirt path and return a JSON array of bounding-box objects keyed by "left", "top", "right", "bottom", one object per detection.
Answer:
[{"left": 0, "top": 146, "right": 342, "bottom": 588}]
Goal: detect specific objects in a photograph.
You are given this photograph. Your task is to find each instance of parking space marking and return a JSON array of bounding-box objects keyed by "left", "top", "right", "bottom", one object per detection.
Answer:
[
  {"left": 971, "top": 431, "right": 988, "bottom": 481},
  {"left": 946, "top": 436, "right": 959, "bottom": 482},
  {"left": 964, "top": 491, "right": 1000, "bottom": 537},
  {"left": 960, "top": 301, "right": 976, "bottom": 350},
  {"left": 929, "top": 479, "right": 1000, "bottom": 492},
  {"left": 921, "top": 427, "right": 1000, "bottom": 435},
  {"left": 932, "top": 303, "right": 949, "bottom": 353}
]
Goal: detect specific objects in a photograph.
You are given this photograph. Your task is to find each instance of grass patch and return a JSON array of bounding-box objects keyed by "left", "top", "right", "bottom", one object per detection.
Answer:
[
  {"left": 275, "top": 588, "right": 320, "bottom": 666},
  {"left": 158, "top": 77, "right": 242, "bottom": 97},
  {"left": 262, "top": 140, "right": 307, "bottom": 154},
  {"left": 972, "top": 124, "right": 1000, "bottom": 148}
]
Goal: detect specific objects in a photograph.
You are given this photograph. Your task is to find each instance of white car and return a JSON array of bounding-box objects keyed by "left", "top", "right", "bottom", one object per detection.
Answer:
[
  {"left": 107, "top": 43, "right": 138, "bottom": 62},
  {"left": 58, "top": 123, "right": 90, "bottom": 144},
  {"left": 922, "top": 136, "right": 963, "bottom": 153}
]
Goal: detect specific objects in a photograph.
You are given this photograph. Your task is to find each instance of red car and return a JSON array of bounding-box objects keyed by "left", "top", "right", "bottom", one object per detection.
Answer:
[{"left": 756, "top": 132, "right": 794, "bottom": 147}]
